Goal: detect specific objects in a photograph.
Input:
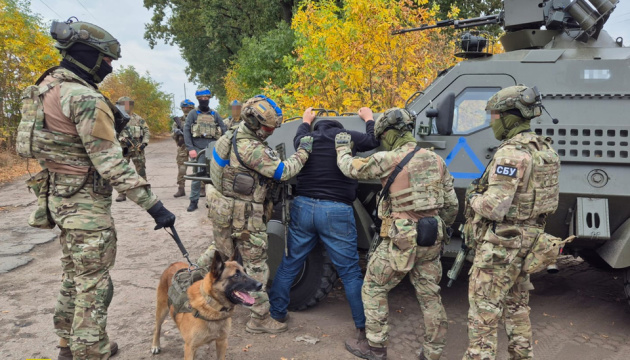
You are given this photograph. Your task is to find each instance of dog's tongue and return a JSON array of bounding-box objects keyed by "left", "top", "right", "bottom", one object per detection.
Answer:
[{"left": 236, "top": 291, "right": 255, "bottom": 305}]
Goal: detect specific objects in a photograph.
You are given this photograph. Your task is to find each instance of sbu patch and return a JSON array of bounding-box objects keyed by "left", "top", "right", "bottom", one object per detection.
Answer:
[{"left": 495, "top": 165, "right": 517, "bottom": 178}]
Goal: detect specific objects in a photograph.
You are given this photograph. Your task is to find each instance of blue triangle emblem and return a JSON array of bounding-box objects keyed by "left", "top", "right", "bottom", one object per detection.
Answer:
[{"left": 444, "top": 137, "right": 485, "bottom": 179}]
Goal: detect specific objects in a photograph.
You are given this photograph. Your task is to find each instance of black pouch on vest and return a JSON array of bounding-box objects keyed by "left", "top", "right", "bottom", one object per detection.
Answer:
[
  {"left": 416, "top": 217, "right": 439, "bottom": 247},
  {"left": 93, "top": 172, "right": 113, "bottom": 196},
  {"left": 233, "top": 173, "right": 255, "bottom": 195}
]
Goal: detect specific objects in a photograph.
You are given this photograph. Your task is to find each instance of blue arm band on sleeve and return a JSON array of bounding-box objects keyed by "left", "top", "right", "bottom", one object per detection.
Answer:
[
  {"left": 212, "top": 147, "right": 229, "bottom": 168},
  {"left": 273, "top": 162, "right": 285, "bottom": 181}
]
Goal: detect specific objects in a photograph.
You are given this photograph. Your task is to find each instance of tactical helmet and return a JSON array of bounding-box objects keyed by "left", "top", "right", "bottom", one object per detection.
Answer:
[
  {"left": 374, "top": 107, "right": 415, "bottom": 138},
  {"left": 51, "top": 18, "right": 121, "bottom": 60},
  {"left": 180, "top": 99, "right": 195, "bottom": 108},
  {"left": 195, "top": 88, "right": 211, "bottom": 97},
  {"left": 231, "top": 100, "right": 242, "bottom": 107},
  {"left": 117, "top": 96, "right": 133, "bottom": 104},
  {"left": 242, "top": 95, "right": 283, "bottom": 130},
  {"left": 486, "top": 85, "right": 542, "bottom": 120}
]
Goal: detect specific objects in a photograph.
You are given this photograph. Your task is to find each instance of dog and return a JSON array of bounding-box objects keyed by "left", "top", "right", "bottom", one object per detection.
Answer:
[{"left": 151, "top": 250, "right": 262, "bottom": 359}]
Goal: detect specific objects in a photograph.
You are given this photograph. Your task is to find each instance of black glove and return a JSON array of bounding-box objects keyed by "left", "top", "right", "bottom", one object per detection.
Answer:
[
  {"left": 147, "top": 201, "right": 176, "bottom": 230},
  {"left": 140, "top": 143, "right": 148, "bottom": 150}
]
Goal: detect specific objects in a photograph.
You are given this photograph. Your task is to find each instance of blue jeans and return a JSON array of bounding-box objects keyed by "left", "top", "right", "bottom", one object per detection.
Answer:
[{"left": 269, "top": 196, "right": 366, "bottom": 328}]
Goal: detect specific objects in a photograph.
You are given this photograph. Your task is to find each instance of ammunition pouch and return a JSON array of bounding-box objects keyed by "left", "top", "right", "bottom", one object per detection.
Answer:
[
  {"left": 379, "top": 217, "right": 393, "bottom": 238},
  {"left": 51, "top": 172, "right": 89, "bottom": 198},
  {"left": 92, "top": 171, "right": 113, "bottom": 196},
  {"left": 522, "top": 233, "right": 575, "bottom": 274},
  {"left": 25, "top": 169, "right": 55, "bottom": 229},
  {"left": 416, "top": 216, "right": 439, "bottom": 247},
  {"left": 207, "top": 185, "right": 234, "bottom": 227},
  {"left": 233, "top": 173, "right": 255, "bottom": 195}
]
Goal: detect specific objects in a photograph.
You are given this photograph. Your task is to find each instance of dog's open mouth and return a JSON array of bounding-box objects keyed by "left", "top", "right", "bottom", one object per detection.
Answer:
[{"left": 233, "top": 291, "right": 255, "bottom": 306}]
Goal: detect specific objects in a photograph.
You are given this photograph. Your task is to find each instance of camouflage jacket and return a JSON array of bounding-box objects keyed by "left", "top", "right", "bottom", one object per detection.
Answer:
[
  {"left": 39, "top": 67, "right": 158, "bottom": 210},
  {"left": 336, "top": 141, "right": 458, "bottom": 225},
  {"left": 119, "top": 112, "right": 150, "bottom": 145},
  {"left": 224, "top": 115, "right": 242, "bottom": 129},
  {"left": 469, "top": 131, "right": 559, "bottom": 224}
]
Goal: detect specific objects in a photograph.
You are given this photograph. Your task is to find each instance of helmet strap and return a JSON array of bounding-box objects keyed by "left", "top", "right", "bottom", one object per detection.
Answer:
[{"left": 61, "top": 50, "right": 105, "bottom": 83}]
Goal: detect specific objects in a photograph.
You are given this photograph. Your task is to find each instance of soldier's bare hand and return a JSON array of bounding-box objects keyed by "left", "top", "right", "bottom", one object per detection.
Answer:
[
  {"left": 189, "top": 150, "right": 197, "bottom": 159},
  {"left": 358, "top": 107, "right": 374, "bottom": 122},
  {"left": 303, "top": 107, "right": 316, "bottom": 125}
]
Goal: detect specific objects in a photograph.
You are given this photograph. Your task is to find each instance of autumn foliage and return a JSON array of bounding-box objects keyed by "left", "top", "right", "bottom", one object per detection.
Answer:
[{"left": 258, "top": 0, "right": 461, "bottom": 118}]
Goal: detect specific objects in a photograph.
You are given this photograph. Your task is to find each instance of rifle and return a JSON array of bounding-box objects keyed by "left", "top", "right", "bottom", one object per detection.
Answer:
[
  {"left": 447, "top": 224, "right": 472, "bottom": 287},
  {"left": 392, "top": 13, "right": 503, "bottom": 35},
  {"left": 275, "top": 143, "right": 291, "bottom": 257}
]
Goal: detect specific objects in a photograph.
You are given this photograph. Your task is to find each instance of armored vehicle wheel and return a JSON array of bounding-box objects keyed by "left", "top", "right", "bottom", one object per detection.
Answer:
[
  {"left": 579, "top": 250, "right": 612, "bottom": 270},
  {"left": 266, "top": 220, "right": 338, "bottom": 311}
]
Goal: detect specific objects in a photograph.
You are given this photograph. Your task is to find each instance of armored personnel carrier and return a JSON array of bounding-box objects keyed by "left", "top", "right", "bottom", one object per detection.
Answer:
[{"left": 191, "top": 0, "right": 630, "bottom": 310}]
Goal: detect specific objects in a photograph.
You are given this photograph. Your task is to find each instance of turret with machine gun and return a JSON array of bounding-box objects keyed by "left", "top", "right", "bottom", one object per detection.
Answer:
[{"left": 393, "top": 0, "right": 620, "bottom": 54}]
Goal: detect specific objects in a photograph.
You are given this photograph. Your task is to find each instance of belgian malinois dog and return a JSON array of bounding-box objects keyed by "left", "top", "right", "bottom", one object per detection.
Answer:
[{"left": 151, "top": 250, "right": 262, "bottom": 360}]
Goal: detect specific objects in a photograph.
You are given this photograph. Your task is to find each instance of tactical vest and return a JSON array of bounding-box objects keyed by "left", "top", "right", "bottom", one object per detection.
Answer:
[
  {"left": 16, "top": 73, "right": 91, "bottom": 169},
  {"left": 503, "top": 134, "right": 560, "bottom": 221},
  {"left": 389, "top": 149, "right": 445, "bottom": 213},
  {"left": 192, "top": 110, "right": 222, "bottom": 139},
  {"left": 128, "top": 125, "right": 144, "bottom": 139},
  {"left": 210, "top": 128, "right": 270, "bottom": 203}
]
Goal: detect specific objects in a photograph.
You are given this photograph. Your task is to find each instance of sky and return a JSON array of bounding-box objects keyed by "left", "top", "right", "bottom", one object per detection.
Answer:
[{"left": 27, "top": 0, "right": 630, "bottom": 117}]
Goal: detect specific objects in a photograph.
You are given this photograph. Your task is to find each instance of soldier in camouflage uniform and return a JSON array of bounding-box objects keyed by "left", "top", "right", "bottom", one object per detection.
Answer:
[
  {"left": 172, "top": 99, "right": 195, "bottom": 197},
  {"left": 463, "top": 86, "right": 560, "bottom": 360},
  {"left": 224, "top": 99, "right": 242, "bottom": 129},
  {"left": 337, "top": 108, "right": 458, "bottom": 360},
  {"left": 115, "top": 96, "right": 150, "bottom": 202},
  {"left": 17, "top": 19, "right": 176, "bottom": 360},
  {"left": 197, "top": 95, "right": 313, "bottom": 334},
  {"left": 183, "top": 88, "right": 226, "bottom": 211}
]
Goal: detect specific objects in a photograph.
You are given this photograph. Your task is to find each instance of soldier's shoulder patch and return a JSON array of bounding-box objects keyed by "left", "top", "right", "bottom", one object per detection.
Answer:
[
  {"left": 91, "top": 100, "right": 116, "bottom": 142},
  {"left": 494, "top": 164, "right": 518, "bottom": 178},
  {"left": 264, "top": 147, "right": 279, "bottom": 161}
]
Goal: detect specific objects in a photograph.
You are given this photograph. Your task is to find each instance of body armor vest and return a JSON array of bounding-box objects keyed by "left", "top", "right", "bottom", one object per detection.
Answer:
[
  {"left": 389, "top": 148, "right": 445, "bottom": 213},
  {"left": 128, "top": 125, "right": 144, "bottom": 139},
  {"left": 210, "top": 128, "right": 269, "bottom": 203},
  {"left": 17, "top": 71, "right": 91, "bottom": 169},
  {"left": 503, "top": 133, "right": 560, "bottom": 221},
  {"left": 192, "top": 110, "right": 222, "bottom": 139}
]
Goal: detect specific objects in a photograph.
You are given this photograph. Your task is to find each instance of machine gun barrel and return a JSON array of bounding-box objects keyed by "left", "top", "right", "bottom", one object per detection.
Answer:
[{"left": 392, "top": 13, "right": 503, "bottom": 35}]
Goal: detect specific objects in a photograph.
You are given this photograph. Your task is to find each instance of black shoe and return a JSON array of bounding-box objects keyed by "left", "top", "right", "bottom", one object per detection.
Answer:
[
  {"left": 187, "top": 200, "right": 198, "bottom": 212},
  {"left": 110, "top": 341, "right": 119, "bottom": 357}
]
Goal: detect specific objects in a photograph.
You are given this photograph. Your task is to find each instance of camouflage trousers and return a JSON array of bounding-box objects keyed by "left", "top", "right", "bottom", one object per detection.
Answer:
[
  {"left": 176, "top": 144, "right": 188, "bottom": 187},
  {"left": 363, "top": 220, "right": 448, "bottom": 360},
  {"left": 464, "top": 227, "right": 535, "bottom": 360},
  {"left": 198, "top": 196, "right": 271, "bottom": 319},
  {"left": 124, "top": 150, "right": 146, "bottom": 180},
  {"left": 53, "top": 228, "right": 117, "bottom": 360}
]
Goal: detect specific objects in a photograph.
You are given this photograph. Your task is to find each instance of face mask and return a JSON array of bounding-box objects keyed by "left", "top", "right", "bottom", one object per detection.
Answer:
[
  {"left": 94, "top": 60, "right": 113, "bottom": 83},
  {"left": 198, "top": 99, "right": 210, "bottom": 109},
  {"left": 491, "top": 114, "right": 530, "bottom": 140}
]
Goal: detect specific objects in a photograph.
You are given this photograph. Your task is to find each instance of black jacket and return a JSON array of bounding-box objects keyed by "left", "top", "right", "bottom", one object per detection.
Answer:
[{"left": 293, "top": 120, "right": 380, "bottom": 204}]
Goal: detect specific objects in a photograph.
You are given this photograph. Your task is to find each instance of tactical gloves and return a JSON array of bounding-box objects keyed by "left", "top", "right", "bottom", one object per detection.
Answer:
[
  {"left": 147, "top": 201, "right": 176, "bottom": 230},
  {"left": 298, "top": 136, "right": 314, "bottom": 153},
  {"left": 140, "top": 143, "right": 147, "bottom": 150},
  {"left": 335, "top": 132, "right": 353, "bottom": 149}
]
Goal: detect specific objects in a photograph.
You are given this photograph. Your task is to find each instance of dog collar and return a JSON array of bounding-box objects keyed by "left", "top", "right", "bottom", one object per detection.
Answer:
[{"left": 200, "top": 282, "right": 233, "bottom": 313}]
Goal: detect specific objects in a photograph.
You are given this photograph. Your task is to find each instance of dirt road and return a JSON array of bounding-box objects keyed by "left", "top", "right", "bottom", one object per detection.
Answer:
[{"left": 1, "top": 138, "right": 629, "bottom": 360}]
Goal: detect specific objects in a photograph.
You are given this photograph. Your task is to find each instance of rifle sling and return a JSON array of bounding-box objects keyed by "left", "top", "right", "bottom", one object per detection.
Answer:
[{"left": 376, "top": 145, "right": 421, "bottom": 212}]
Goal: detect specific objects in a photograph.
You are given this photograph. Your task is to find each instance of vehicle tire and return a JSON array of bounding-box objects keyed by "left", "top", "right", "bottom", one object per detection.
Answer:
[
  {"left": 578, "top": 250, "right": 612, "bottom": 270},
  {"left": 288, "top": 243, "right": 338, "bottom": 311},
  {"left": 624, "top": 267, "right": 630, "bottom": 308}
]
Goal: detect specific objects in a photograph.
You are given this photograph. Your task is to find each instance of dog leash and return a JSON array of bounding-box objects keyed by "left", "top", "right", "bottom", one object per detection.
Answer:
[{"left": 164, "top": 226, "right": 199, "bottom": 271}]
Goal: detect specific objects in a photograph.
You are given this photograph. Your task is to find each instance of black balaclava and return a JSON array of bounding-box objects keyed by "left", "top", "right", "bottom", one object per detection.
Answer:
[
  {"left": 60, "top": 43, "right": 113, "bottom": 87},
  {"left": 198, "top": 99, "right": 210, "bottom": 112}
]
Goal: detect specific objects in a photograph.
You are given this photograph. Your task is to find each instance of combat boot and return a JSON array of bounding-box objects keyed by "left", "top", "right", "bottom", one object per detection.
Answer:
[
  {"left": 173, "top": 186, "right": 186, "bottom": 198},
  {"left": 187, "top": 200, "right": 198, "bottom": 212},
  {"left": 345, "top": 338, "right": 387, "bottom": 360},
  {"left": 246, "top": 315, "right": 288, "bottom": 334},
  {"left": 57, "top": 341, "right": 118, "bottom": 359},
  {"left": 115, "top": 193, "right": 126, "bottom": 202},
  {"left": 417, "top": 346, "right": 427, "bottom": 360}
]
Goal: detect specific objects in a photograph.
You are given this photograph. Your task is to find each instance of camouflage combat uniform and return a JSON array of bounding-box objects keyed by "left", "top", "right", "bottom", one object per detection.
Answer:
[
  {"left": 224, "top": 114, "right": 242, "bottom": 129},
  {"left": 119, "top": 112, "right": 150, "bottom": 179},
  {"left": 463, "top": 131, "right": 559, "bottom": 360},
  {"left": 172, "top": 116, "right": 188, "bottom": 188},
  {"left": 198, "top": 122, "right": 310, "bottom": 319},
  {"left": 337, "top": 141, "right": 459, "bottom": 359},
  {"left": 32, "top": 67, "right": 158, "bottom": 359}
]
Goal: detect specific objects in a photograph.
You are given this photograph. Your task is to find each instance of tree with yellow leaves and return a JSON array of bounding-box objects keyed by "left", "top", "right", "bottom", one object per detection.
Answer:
[
  {"left": 0, "top": 0, "right": 60, "bottom": 150},
  {"left": 100, "top": 66, "right": 174, "bottom": 133},
  {"left": 263, "top": 0, "right": 460, "bottom": 118}
]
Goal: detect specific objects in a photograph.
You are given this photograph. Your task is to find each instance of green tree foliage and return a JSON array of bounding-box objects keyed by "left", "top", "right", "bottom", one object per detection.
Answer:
[
  {"left": 0, "top": 0, "right": 60, "bottom": 150},
  {"left": 432, "top": 0, "right": 502, "bottom": 19},
  {"left": 143, "top": 0, "right": 295, "bottom": 98},
  {"left": 223, "top": 22, "right": 295, "bottom": 107},
  {"left": 100, "top": 66, "right": 173, "bottom": 134}
]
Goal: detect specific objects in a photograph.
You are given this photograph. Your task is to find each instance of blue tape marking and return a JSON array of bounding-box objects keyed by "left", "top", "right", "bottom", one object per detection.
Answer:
[
  {"left": 212, "top": 147, "right": 229, "bottom": 168},
  {"left": 444, "top": 137, "right": 485, "bottom": 179},
  {"left": 273, "top": 162, "right": 285, "bottom": 181}
]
